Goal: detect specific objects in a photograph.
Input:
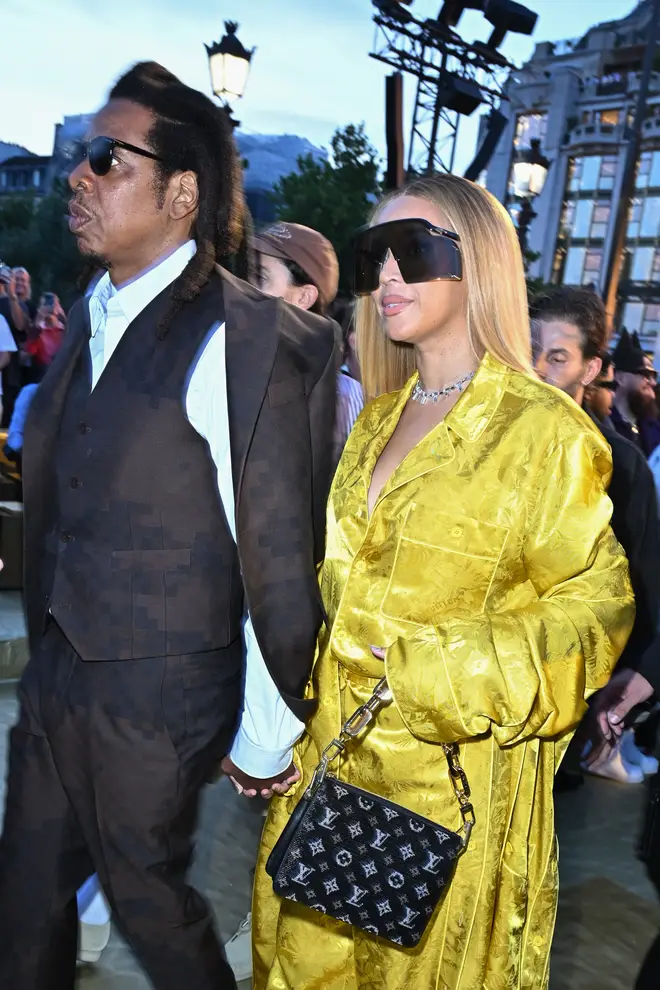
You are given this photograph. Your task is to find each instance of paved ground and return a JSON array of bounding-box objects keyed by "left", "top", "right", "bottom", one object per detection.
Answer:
[{"left": 0, "top": 675, "right": 658, "bottom": 989}]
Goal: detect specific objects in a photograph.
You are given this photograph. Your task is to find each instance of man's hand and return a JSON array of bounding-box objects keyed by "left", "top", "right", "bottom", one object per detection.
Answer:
[
  {"left": 220, "top": 756, "right": 300, "bottom": 799},
  {"left": 584, "top": 668, "right": 654, "bottom": 765},
  {"left": 371, "top": 646, "right": 386, "bottom": 660}
]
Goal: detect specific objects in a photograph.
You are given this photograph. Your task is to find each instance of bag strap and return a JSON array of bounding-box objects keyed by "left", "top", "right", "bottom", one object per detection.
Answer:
[{"left": 309, "top": 677, "right": 475, "bottom": 848}]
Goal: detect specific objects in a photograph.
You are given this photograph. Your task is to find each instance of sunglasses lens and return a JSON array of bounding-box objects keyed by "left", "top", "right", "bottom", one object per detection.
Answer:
[
  {"left": 88, "top": 137, "right": 114, "bottom": 176},
  {"left": 353, "top": 220, "right": 462, "bottom": 295}
]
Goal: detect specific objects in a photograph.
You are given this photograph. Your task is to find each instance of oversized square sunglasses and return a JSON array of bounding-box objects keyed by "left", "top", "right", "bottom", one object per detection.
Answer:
[
  {"left": 69, "top": 135, "right": 166, "bottom": 177},
  {"left": 352, "top": 218, "right": 462, "bottom": 295}
]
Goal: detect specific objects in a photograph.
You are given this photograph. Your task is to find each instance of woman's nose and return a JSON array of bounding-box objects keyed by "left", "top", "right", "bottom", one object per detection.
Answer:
[{"left": 379, "top": 249, "right": 401, "bottom": 284}]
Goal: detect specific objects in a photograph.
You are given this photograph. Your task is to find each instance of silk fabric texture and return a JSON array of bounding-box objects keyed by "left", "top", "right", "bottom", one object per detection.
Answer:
[{"left": 253, "top": 353, "right": 634, "bottom": 990}]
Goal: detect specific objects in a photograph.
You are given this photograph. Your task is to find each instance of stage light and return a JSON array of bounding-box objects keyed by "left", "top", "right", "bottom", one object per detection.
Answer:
[
  {"left": 483, "top": 0, "right": 538, "bottom": 50},
  {"left": 438, "top": 1, "right": 485, "bottom": 29},
  {"left": 372, "top": 0, "right": 415, "bottom": 23},
  {"left": 438, "top": 74, "right": 484, "bottom": 116}
]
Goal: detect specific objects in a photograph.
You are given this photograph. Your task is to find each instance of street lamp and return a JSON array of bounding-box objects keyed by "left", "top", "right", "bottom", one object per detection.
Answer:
[
  {"left": 205, "top": 21, "right": 255, "bottom": 126},
  {"left": 511, "top": 138, "right": 550, "bottom": 254}
]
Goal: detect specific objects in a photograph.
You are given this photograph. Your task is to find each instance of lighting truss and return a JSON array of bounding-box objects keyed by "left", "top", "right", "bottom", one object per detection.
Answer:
[{"left": 370, "top": 3, "right": 514, "bottom": 175}]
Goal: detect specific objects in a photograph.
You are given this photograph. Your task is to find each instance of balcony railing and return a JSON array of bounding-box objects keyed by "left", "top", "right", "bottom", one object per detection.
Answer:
[{"left": 564, "top": 121, "right": 623, "bottom": 149}]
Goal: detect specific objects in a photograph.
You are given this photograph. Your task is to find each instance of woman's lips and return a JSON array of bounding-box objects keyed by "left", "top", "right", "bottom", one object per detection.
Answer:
[{"left": 380, "top": 295, "right": 412, "bottom": 317}]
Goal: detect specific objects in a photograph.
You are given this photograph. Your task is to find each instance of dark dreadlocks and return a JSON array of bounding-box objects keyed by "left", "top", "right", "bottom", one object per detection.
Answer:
[{"left": 109, "top": 61, "right": 255, "bottom": 335}]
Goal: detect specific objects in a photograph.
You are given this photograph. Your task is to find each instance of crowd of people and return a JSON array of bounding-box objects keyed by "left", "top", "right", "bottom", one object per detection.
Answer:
[
  {"left": 0, "top": 59, "right": 659, "bottom": 990},
  {"left": 0, "top": 265, "right": 66, "bottom": 465}
]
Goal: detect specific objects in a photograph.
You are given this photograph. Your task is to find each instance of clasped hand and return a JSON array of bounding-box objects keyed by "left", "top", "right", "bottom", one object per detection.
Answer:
[{"left": 220, "top": 756, "right": 301, "bottom": 799}]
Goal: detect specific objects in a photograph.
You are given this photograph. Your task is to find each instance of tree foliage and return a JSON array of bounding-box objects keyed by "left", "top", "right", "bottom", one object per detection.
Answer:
[
  {"left": 270, "top": 123, "right": 382, "bottom": 292},
  {"left": 0, "top": 181, "right": 85, "bottom": 309}
]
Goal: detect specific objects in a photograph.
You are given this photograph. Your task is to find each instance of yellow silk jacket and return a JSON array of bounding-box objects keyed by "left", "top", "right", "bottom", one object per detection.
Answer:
[{"left": 254, "top": 353, "right": 634, "bottom": 990}]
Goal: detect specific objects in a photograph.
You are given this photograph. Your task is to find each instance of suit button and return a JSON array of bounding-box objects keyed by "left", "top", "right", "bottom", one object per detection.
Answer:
[
  {"left": 60, "top": 531, "right": 73, "bottom": 543},
  {"left": 78, "top": 421, "right": 90, "bottom": 434},
  {"left": 70, "top": 477, "right": 82, "bottom": 489}
]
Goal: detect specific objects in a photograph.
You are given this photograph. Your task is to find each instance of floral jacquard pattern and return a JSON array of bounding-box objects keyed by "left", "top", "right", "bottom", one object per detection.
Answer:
[{"left": 253, "top": 353, "right": 634, "bottom": 990}]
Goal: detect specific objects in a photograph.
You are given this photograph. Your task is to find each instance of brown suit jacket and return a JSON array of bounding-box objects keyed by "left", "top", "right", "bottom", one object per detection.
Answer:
[{"left": 23, "top": 266, "right": 339, "bottom": 719}]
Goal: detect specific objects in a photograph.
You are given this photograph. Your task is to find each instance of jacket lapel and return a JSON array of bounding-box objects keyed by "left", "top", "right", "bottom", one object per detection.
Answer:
[
  {"left": 25, "top": 298, "right": 89, "bottom": 453},
  {"left": 220, "top": 267, "right": 280, "bottom": 504},
  {"left": 372, "top": 354, "right": 510, "bottom": 506}
]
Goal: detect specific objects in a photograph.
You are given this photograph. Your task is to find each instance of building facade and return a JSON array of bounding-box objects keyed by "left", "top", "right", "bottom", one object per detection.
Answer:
[{"left": 484, "top": 0, "right": 660, "bottom": 351}]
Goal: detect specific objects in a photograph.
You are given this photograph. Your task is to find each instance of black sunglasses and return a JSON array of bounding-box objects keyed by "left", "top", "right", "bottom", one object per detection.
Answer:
[
  {"left": 596, "top": 380, "right": 619, "bottom": 392},
  {"left": 74, "top": 135, "right": 165, "bottom": 177},
  {"left": 634, "top": 368, "right": 658, "bottom": 383},
  {"left": 352, "top": 218, "right": 462, "bottom": 295}
]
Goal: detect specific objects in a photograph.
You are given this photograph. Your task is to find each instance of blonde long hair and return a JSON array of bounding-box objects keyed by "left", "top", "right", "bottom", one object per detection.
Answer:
[{"left": 356, "top": 175, "right": 532, "bottom": 401}]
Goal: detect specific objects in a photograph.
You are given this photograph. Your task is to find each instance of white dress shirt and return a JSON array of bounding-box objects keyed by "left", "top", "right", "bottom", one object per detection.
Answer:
[{"left": 87, "top": 241, "right": 304, "bottom": 777}]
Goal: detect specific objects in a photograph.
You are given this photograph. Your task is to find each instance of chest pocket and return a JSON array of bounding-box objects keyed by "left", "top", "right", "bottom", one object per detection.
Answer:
[{"left": 381, "top": 503, "right": 509, "bottom": 626}]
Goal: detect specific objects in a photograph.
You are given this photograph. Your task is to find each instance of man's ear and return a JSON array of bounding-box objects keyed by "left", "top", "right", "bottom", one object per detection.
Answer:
[
  {"left": 169, "top": 171, "right": 199, "bottom": 222},
  {"left": 297, "top": 283, "right": 319, "bottom": 312},
  {"left": 582, "top": 354, "right": 603, "bottom": 387}
]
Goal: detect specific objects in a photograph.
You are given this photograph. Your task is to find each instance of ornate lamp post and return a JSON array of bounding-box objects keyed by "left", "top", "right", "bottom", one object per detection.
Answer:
[
  {"left": 511, "top": 138, "right": 550, "bottom": 255},
  {"left": 205, "top": 21, "right": 255, "bottom": 128}
]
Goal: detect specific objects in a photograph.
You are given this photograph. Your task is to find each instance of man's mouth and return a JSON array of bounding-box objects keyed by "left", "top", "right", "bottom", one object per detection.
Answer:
[{"left": 67, "top": 202, "right": 94, "bottom": 233}]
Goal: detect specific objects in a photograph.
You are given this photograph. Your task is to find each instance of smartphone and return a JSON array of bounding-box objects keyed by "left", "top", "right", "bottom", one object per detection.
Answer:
[{"left": 42, "top": 292, "right": 56, "bottom": 308}]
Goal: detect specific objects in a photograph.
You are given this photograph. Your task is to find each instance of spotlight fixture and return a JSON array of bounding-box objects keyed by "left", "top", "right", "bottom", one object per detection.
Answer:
[
  {"left": 483, "top": 0, "right": 538, "bottom": 50},
  {"left": 438, "top": 0, "right": 485, "bottom": 29},
  {"left": 372, "top": 0, "right": 415, "bottom": 23}
]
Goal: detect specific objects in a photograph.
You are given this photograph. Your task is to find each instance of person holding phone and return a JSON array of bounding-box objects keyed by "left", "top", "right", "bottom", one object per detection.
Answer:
[
  {"left": 0, "top": 306, "right": 18, "bottom": 425},
  {"left": 24, "top": 292, "right": 66, "bottom": 375}
]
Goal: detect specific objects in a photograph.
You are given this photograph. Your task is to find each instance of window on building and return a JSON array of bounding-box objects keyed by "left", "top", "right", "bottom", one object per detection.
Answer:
[
  {"left": 628, "top": 197, "right": 643, "bottom": 238},
  {"left": 33, "top": 170, "right": 41, "bottom": 188},
  {"left": 646, "top": 304, "right": 660, "bottom": 334},
  {"left": 0, "top": 173, "right": 5, "bottom": 190},
  {"left": 637, "top": 151, "right": 653, "bottom": 189},
  {"left": 641, "top": 197, "right": 660, "bottom": 238},
  {"left": 599, "top": 155, "right": 618, "bottom": 190},
  {"left": 650, "top": 151, "right": 660, "bottom": 188},
  {"left": 622, "top": 301, "right": 644, "bottom": 333},
  {"left": 591, "top": 201, "right": 611, "bottom": 239},
  {"left": 653, "top": 247, "right": 660, "bottom": 280},
  {"left": 573, "top": 199, "right": 593, "bottom": 238},
  {"left": 581, "top": 157, "right": 601, "bottom": 191},
  {"left": 583, "top": 248, "right": 603, "bottom": 283},
  {"left": 514, "top": 113, "right": 548, "bottom": 150},
  {"left": 598, "top": 108, "right": 621, "bottom": 126},
  {"left": 631, "top": 246, "right": 655, "bottom": 281},
  {"left": 563, "top": 247, "right": 586, "bottom": 285}
]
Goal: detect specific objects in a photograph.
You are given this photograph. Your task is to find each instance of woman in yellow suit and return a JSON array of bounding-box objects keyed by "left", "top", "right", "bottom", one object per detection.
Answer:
[{"left": 252, "top": 175, "right": 634, "bottom": 990}]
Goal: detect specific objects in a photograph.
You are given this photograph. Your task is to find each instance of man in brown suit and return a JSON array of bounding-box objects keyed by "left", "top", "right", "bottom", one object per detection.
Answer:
[{"left": 0, "top": 62, "right": 337, "bottom": 990}]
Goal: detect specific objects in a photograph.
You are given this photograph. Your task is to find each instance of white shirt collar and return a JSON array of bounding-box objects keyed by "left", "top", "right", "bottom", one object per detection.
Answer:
[{"left": 89, "top": 239, "right": 196, "bottom": 336}]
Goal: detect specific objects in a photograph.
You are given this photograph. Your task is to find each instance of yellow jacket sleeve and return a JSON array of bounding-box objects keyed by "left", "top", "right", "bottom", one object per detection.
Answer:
[{"left": 384, "top": 431, "right": 635, "bottom": 747}]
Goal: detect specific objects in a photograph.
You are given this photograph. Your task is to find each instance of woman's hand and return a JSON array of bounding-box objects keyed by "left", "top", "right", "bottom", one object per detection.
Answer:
[{"left": 371, "top": 646, "right": 386, "bottom": 660}]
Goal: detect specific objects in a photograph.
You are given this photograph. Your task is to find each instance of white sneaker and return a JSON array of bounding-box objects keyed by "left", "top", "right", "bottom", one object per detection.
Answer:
[
  {"left": 225, "top": 912, "right": 252, "bottom": 982},
  {"left": 78, "top": 920, "right": 111, "bottom": 963},
  {"left": 621, "top": 729, "right": 659, "bottom": 776},
  {"left": 583, "top": 739, "right": 644, "bottom": 784}
]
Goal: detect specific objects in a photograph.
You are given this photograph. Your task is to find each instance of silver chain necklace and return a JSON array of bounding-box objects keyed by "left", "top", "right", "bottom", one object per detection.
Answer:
[{"left": 411, "top": 371, "right": 476, "bottom": 405}]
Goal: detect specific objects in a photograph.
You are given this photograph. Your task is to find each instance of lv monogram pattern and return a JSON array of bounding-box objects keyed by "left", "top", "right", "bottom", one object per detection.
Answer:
[{"left": 271, "top": 776, "right": 463, "bottom": 947}]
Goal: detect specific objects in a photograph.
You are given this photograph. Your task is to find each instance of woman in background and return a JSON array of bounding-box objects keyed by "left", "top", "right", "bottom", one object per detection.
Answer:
[{"left": 252, "top": 174, "right": 634, "bottom": 990}]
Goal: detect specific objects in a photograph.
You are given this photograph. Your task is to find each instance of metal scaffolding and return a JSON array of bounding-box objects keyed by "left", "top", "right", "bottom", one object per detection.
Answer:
[{"left": 370, "top": 3, "right": 513, "bottom": 175}]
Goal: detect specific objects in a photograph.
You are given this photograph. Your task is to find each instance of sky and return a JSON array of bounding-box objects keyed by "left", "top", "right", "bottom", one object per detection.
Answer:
[{"left": 1, "top": 0, "right": 642, "bottom": 176}]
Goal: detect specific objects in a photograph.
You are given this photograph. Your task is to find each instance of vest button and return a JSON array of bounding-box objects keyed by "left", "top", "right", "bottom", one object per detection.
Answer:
[
  {"left": 70, "top": 477, "right": 82, "bottom": 489},
  {"left": 60, "top": 531, "right": 73, "bottom": 544},
  {"left": 78, "top": 421, "right": 90, "bottom": 434}
]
